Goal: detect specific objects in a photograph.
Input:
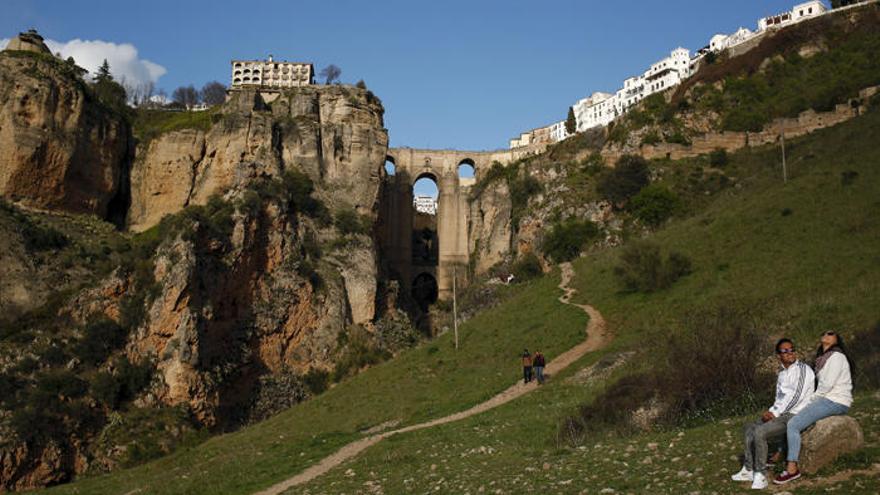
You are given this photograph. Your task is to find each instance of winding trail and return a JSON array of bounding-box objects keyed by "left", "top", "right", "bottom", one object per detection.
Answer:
[{"left": 253, "top": 262, "right": 610, "bottom": 495}]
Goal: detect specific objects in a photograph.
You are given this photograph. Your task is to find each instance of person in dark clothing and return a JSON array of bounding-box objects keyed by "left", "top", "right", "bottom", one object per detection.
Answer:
[
  {"left": 521, "top": 349, "right": 532, "bottom": 384},
  {"left": 533, "top": 350, "right": 546, "bottom": 384}
]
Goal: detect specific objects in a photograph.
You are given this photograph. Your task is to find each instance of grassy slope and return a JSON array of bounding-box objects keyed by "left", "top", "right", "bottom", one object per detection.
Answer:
[
  {"left": 50, "top": 274, "right": 586, "bottom": 494},
  {"left": 51, "top": 107, "right": 880, "bottom": 495},
  {"left": 289, "top": 106, "right": 880, "bottom": 493}
]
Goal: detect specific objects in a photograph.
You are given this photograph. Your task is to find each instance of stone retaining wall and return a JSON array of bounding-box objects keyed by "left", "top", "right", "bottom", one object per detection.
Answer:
[{"left": 601, "top": 85, "right": 879, "bottom": 164}]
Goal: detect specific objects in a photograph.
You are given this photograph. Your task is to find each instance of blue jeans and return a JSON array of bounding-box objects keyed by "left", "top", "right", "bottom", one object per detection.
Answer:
[
  {"left": 535, "top": 366, "right": 545, "bottom": 384},
  {"left": 786, "top": 397, "right": 849, "bottom": 462}
]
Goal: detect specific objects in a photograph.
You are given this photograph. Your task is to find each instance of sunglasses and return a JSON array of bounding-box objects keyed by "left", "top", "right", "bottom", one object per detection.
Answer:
[
  {"left": 777, "top": 348, "right": 796, "bottom": 354},
  {"left": 822, "top": 331, "right": 837, "bottom": 337}
]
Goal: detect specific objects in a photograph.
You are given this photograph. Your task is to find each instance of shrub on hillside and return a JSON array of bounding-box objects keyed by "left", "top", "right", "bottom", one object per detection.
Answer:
[
  {"left": 852, "top": 322, "right": 880, "bottom": 389},
  {"left": 332, "top": 326, "right": 391, "bottom": 382},
  {"left": 303, "top": 368, "right": 330, "bottom": 395},
  {"left": 281, "top": 169, "right": 330, "bottom": 223},
  {"left": 91, "top": 356, "right": 154, "bottom": 410},
  {"left": 641, "top": 131, "right": 661, "bottom": 146},
  {"left": 597, "top": 155, "right": 651, "bottom": 206},
  {"left": 334, "top": 207, "right": 370, "bottom": 236},
  {"left": 628, "top": 185, "right": 682, "bottom": 227},
  {"left": 613, "top": 240, "right": 691, "bottom": 292},
  {"left": 511, "top": 253, "right": 544, "bottom": 282},
  {"left": 558, "top": 303, "right": 771, "bottom": 444},
  {"left": 73, "top": 318, "right": 128, "bottom": 367},
  {"left": 542, "top": 218, "right": 600, "bottom": 263},
  {"left": 708, "top": 148, "right": 729, "bottom": 167},
  {"left": 664, "top": 130, "right": 691, "bottom": 145}
]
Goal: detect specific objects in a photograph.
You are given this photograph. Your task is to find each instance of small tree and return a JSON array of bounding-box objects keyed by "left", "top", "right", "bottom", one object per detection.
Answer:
[
  {"left": 708, "top": 148, "right": 729, "bottom": 167},
  {"left": 94, "top": 59, "right": 113, "bottom": 84},
  {"left": 629, "top": 184, "right": 682, "bottom": 227},
  {"left": 91, "top": 59, "right": 128, "bottom": 111},
  {"left": 565, "top": 106, "right": 577, "bottom": 135},
  {"left": 542, "top": 218, "right": 600, "bottom": 263},
  {"left": 172, "top": 85, "right": 199, "bottom": 109},
  {"left": 200, "top": 81, "right": 227, "bottom": 106},
  {"left": 319, "top": 64, "right": 342, "bottom": 84},
  {"left": 597, "top": 155, "right": 651, "bottom": 206}
]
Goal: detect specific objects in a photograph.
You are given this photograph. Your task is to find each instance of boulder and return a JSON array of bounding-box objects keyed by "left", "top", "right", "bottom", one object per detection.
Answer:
[{"left": 800, "top": 415, "right": 864, "bottom": 474}]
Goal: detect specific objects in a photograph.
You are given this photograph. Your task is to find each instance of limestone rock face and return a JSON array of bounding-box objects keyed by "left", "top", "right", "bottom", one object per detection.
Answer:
[
  {"left": 129, "top": 86, "right": 387, "bottom": 231},
  {"left": 337, "top": 245, "right": 379, "bottom": 326},
  {"left": 0, "top": 52, "right": 130, "bottom": 218},
  {"left": 128, "top": 129, "right": 206, "bottom": 230},
  {"left": 799, "top": 415, "right": 864, "bottom": 474},
  {"left": 468, "top": 180, "right": 512, "bottom": 274}
]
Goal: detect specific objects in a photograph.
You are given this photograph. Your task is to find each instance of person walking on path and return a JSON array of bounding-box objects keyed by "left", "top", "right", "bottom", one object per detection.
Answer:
[
  {"left": 521, "top": 349, "right": 532, "bottom": 384},
  {"left": 731, "top": 338, "right": 814, "bottom": 490},
  {"left": 533, "top": 350, "right": 546, "bottom": 385},
  {"left": 774, "top": 331, "right": 855, "bottom": 485}
]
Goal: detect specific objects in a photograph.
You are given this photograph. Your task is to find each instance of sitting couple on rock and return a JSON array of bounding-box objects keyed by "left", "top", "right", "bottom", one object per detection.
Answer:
[{"left": 731, "top": 331, "right": 855, "bottom": 490}]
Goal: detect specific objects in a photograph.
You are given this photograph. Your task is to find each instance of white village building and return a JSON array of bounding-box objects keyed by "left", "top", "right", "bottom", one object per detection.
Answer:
[
  {"left": 413, "top": 195, "right": 438, "bottom": 216},
  {"left": 759, "top": 1, "right": 827, "bottom": 30},
  {"left": 549, "top": 120, "right": 570, "bottom": 142},
  {"left": 572, "top": 47, "right": 691, "bottom": 133},
  {"left": 510, "top": 1, "right": 842, "bottom": 149}
]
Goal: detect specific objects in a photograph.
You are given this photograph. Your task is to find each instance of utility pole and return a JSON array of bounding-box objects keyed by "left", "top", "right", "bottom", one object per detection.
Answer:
[
  {"left": 781, "top": 122, "right": 788, "bottom": 184},
  {"left": 452, "top": 264, "right": 459, "bottom": 350}
]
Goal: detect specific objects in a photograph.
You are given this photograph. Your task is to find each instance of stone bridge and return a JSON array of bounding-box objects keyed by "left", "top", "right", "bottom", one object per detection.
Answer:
[{"left": 378, "top": 147, "right": 536, "bottom": 307}]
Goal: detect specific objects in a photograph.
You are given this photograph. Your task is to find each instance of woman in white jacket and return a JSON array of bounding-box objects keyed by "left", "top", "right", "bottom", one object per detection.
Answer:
[{"left": 774, "top": 331, "right": 855, "bottom": 485}]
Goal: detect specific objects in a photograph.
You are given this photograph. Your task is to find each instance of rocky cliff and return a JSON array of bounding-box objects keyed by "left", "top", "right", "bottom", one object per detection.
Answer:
[
  {"left": 0, "top": 51, "right": 130, "bottom": 219},
  {"left": 129, "top": 87, "right": 386, "bottom": 232},
  {"left": 0, "top": 81, "right": 397, "bottom": 490}
]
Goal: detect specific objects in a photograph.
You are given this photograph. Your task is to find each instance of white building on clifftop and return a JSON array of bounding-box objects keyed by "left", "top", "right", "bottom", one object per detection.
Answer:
[{"left": 231, "top": 55, "right": 314, "bottom": 89}]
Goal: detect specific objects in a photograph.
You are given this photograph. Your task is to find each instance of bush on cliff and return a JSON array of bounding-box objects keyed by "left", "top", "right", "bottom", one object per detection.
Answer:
[
  {"left": 628, "top": 184, "right": 682, "bottom": 227},
  {"left": 334, "top": 207, "right": 371, "bottom": 236},
  {"left": 597, "top": 155, "right": 651, "bottom": 206},
  {"left": 511, "top": 253, "right": 544, "bottom": 281},
  {"left": 542, "top": 218, "right": 600, "bottom": 263}
]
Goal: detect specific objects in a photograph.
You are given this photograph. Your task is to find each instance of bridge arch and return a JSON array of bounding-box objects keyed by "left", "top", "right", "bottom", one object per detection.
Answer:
[
  {"left": 457, "top": 158, "right": 476, "bottom": 181},
  {"left": 412, "top": 272, "right": 438, "bottom": 310},
  {"left": 385, "top": 155, "right": 396, "bottom": 176}
]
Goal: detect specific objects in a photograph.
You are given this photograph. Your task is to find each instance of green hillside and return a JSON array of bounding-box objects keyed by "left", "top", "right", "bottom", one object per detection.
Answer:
[
  {"left": 288, "top": 92, "right": 880, "bottom": 494},
  {"left": 50, "top": 85, "right": 880, "bottom": 495}
]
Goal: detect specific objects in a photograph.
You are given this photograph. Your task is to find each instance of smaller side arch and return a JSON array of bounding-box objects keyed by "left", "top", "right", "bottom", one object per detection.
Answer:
[{"left": 384, "top": 155, "right": 396, "bottom": 176}]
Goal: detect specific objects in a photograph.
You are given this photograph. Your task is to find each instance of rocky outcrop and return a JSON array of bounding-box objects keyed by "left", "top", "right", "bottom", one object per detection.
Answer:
[
  {"left": 0, "top": 52, "right": 130, "bottom": 218},
  {"left": 121, "top": 86, "right": 388, "bottom": 425},
  {"left": 467, "top": 180, "right": 512, "bottom": 274},
  {"left": 800, "top": 415, "right": 864, "bottom": 474},
  {"left": 129, "top": 86, "right": 388, "bottom": 232}
]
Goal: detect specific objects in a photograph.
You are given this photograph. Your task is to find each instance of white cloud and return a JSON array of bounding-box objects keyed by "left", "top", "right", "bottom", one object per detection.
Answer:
[
  {"left": 45, "top": 39, "right": 167, "bottom": 89},
  {"left": 1, "top": 36, "right": 166, "bottom": 89}
]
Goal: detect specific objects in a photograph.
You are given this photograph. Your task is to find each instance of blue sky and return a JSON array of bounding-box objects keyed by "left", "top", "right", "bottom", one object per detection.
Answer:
[{"left": 3, "top": 0, "right": 808, "bottom": 152}]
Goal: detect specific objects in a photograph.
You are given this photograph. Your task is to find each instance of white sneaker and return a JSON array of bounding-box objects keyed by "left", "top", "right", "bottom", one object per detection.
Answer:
[
  {"left": 751, "top": 472, "right": 768, "bottom": 490},
  {"left": 731, "top": 466, "right": 754, "bottom": 481}
]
